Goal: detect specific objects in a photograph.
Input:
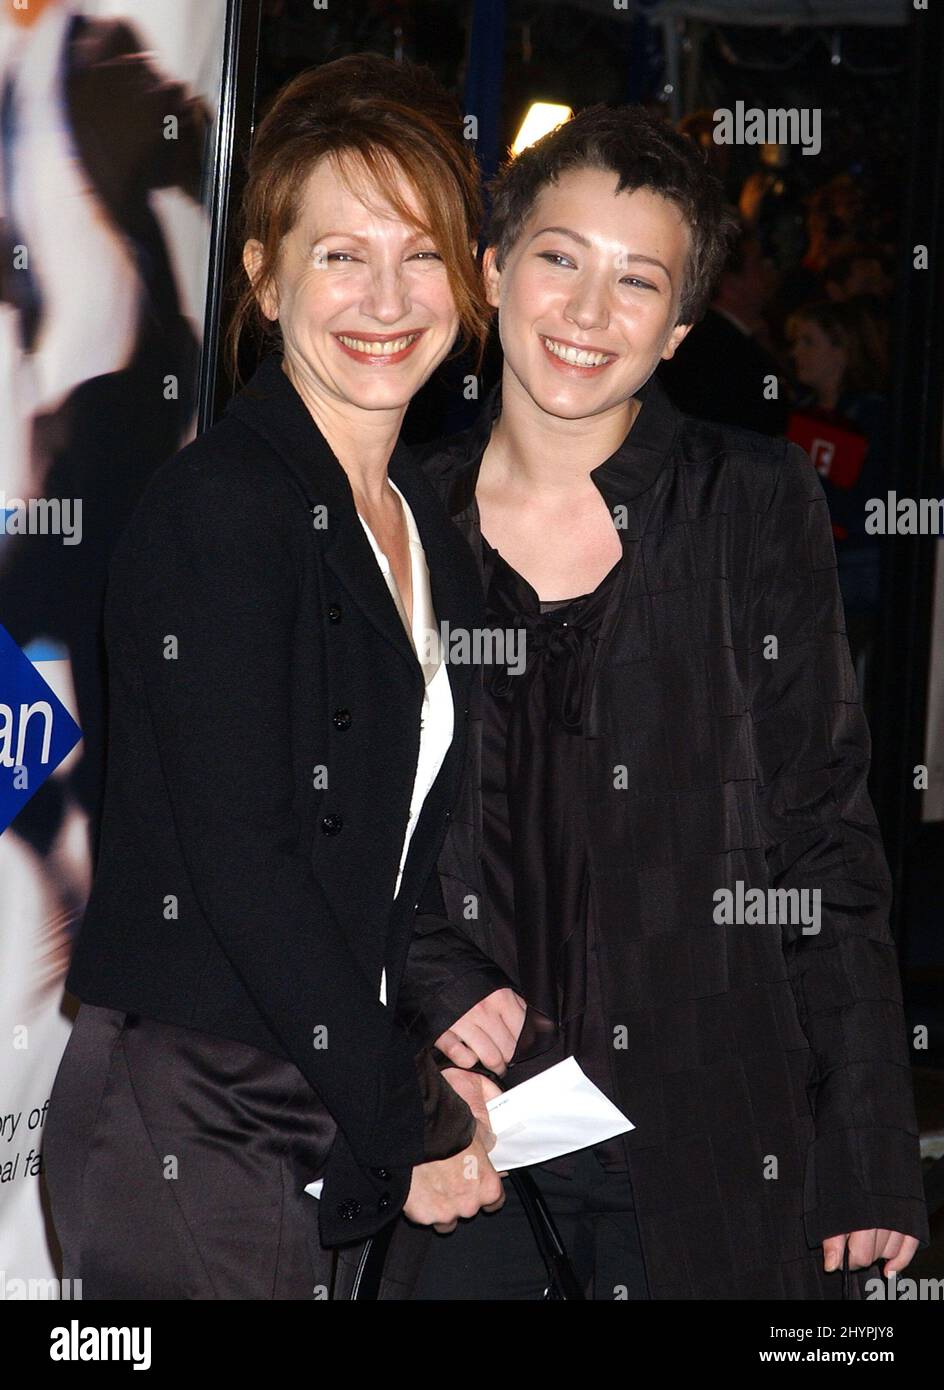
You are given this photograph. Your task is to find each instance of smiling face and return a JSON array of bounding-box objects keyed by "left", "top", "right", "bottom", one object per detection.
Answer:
[
  {"left": 483, "top": 167, "right": 694, "bottom": 421},
  {"left": 243, "top": 153, "right": 460, "bottom": 417}
]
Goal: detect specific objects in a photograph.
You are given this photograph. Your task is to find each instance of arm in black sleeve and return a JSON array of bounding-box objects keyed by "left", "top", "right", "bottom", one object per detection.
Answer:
[
  {"left": 414, "top": 1050, "right": 476, "bottom": 1159},
  {"left": 121, "top": 456, "right": 429, "bottom": 1240},
  {"left": 397, "top": 863, "right": 519, "bottom": 1048},
  {"left": 748, "top": 443, "right": 929, "bottom": 1250}
]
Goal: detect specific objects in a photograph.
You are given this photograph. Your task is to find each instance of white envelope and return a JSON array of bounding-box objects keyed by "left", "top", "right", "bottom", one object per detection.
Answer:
[
  {"left": 484, "top": 1056, "right": 633, "bottom": 1171},
  {"left": 305, "top": 1056, "right": 633, "bottom": 1199}
]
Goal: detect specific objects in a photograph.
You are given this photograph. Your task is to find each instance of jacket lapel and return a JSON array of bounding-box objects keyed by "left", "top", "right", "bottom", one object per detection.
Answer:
[
  {"left": 442, "top": 370, "right": 680, "bottom": 543},
  {"left": 434, "top": 369, "right": 683, "bottom": 734},
  {"left": 226, "top": 353, "right": 477, "bottom": 712},
  {"left": 320, "top": 494, "right": 421, "bottom": 673},
  {"left": 388, "top": 451, "right": 479, "bottom": 720}
]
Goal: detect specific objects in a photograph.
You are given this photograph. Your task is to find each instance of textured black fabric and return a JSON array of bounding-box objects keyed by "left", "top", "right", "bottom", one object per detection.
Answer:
[
  {"left": 391, "top": 372, "right": 930, "bottom": 1300},
  {"left": 60, "top": 351, "right": 483, "bottom": 1247}
]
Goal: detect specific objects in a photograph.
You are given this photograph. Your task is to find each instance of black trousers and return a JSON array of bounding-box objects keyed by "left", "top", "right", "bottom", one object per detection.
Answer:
[
  {"left": 409, "top": 1145, "right": 651, "bottom": 1300},
  {"left": 42, "top": 1003, "right": 339, "bottom": 1299}
]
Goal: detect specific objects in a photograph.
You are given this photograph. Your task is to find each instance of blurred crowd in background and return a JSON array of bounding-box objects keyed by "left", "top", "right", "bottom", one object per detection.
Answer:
[{"left": 657, "top": 117, "right": 896, "bottom": 697}]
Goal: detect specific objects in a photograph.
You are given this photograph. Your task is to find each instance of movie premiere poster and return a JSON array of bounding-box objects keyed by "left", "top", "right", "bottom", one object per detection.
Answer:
[{"left": 0, "top": 0, "right": 236, "bottom": 1288}]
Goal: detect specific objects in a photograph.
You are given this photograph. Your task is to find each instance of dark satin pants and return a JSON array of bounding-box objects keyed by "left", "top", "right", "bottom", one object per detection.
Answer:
[{"left": 42, "top": 1003, "right": 340, "bottom": 1299}]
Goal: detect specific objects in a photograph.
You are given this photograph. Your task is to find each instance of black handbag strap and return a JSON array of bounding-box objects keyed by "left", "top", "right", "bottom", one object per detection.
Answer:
[
  {"left": 508, "top": 1166, "right": 585, "bottom": 1299},
  {"left": 347, "top": 1220, "right": 395, "bottom": 1301}
]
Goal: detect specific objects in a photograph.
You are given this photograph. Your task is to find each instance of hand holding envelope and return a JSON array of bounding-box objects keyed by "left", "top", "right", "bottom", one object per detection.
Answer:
[{"left": 305, "top": 1056, "right": 633, "bottom": 1199}]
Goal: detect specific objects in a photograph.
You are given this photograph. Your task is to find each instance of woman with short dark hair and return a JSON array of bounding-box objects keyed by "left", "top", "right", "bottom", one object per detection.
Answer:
[{"left": 391, "top": 104, "right": 928, "bottom": 1301}]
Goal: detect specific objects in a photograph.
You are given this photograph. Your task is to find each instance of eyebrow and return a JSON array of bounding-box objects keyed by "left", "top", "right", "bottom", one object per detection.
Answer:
[
  {"left": 307, "top": 228, "right": 432, "bottom": 244},
  {"left": 311, "top": 231, "right": 368, "bottom": 242},
  {"left": 528, "top": 225, "right": 672, "bottom": 280}
]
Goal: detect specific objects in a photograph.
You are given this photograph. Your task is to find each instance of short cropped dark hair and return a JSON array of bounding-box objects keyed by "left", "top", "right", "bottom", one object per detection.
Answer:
[{"left": 486, "top": 104, "right": 739, "bottom": 326}]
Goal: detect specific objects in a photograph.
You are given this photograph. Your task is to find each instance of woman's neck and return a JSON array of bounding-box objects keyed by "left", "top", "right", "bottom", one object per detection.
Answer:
[
  {"left": 483, "top": 369, "right": 641, "bottom": 498},
  {"left": 282, "top": 355, "right": 404, "bottom": 507}
]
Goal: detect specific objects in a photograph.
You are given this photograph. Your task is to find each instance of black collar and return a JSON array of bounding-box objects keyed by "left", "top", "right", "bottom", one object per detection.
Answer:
[
  {"left": 445, "top": 369, "right": 681, "bottom": 520},
  {"left": 223, "top": 351, "right": 483, "bottom": 679},
  {"left": 225, "top": 350, "right": 418, "bottom": 513}
]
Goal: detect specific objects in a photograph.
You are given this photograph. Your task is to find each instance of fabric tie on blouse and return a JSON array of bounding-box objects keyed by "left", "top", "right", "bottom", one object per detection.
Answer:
[{"left": 489, "top": 611, "right": 593, "bottom": 732}]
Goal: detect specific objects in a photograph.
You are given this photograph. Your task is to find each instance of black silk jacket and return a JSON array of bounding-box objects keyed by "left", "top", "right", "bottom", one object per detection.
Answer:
[
  {"left": 387, "top": 373, "right": 931, "bottom": 1300},
  {"left": 65, "top": 352, "right": 479, "bottom": 1247}
]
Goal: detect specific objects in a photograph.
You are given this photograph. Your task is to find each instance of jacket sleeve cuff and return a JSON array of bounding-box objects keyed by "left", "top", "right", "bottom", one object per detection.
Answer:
[
  {"left": 403, "top": 960, "right": 518, "bottom": 1049},
  {"left": 802, "top": 1126, "right": 931, "bottom": 1249}
]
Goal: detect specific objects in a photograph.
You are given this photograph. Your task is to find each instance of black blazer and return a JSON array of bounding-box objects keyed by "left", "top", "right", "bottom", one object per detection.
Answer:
[
  {"left": 65, "top": 351, "right": 483, "bottom": 1246},
  {"left": 389, "top": 373, "right": 931, "bottom": 1299}
]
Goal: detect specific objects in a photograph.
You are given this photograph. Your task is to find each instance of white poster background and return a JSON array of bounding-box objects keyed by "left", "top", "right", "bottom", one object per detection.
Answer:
[{"left": 0, "top": 0, "right": 228, "bottom": 1291}]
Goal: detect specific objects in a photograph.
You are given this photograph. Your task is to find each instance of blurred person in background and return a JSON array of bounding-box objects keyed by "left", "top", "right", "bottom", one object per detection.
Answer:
[
  {"left": 803, "top": 173, "right": 867, "bottom": 276},
  {"left": 786, "top": 296, "right": 890, "bottom": 700},
  {"left": 677, "top": 108, "right": 735, "bottom": 194},
  {"left": 823, "top": 247, "right": 894, "bottom": 303},
  {"left": 658, "top": 224, "right": 789, "bottom": 435}
]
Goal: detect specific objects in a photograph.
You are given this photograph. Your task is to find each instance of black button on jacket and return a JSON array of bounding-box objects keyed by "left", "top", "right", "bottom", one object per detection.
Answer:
[{"left": 64, "top": 352, "right": 484, "bottom": 1247}]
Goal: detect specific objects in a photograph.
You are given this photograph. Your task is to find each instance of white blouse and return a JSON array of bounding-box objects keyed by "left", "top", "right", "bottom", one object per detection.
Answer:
[{"left": 357, "top": 479, "right": 455, "bottom": 1005}]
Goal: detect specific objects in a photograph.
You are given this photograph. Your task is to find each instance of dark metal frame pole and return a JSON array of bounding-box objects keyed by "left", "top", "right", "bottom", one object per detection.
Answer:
[
  {"left": 199, "top": 0, "right": 263, "bottom": 431},
  {"left": 870, "top": 1, "right": 944, "bottom": 955}
]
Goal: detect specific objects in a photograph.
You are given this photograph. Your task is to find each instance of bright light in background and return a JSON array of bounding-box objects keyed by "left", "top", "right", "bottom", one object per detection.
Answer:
[{"left": 511, "top": 102, "right": 574, "bottom": 156}]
